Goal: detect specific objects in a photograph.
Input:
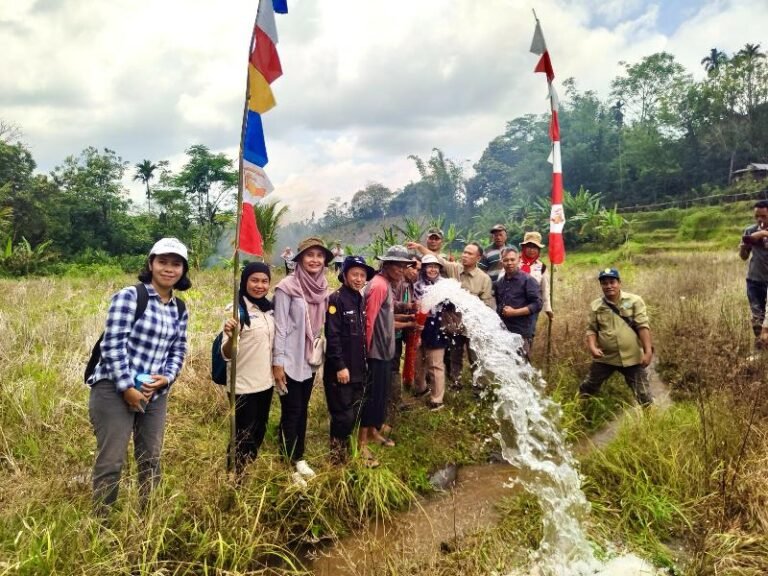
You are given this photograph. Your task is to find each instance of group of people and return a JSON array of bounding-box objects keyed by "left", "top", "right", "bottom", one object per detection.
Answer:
[{"left": 85, "top": 221, "right": 660, "bottom": 512}]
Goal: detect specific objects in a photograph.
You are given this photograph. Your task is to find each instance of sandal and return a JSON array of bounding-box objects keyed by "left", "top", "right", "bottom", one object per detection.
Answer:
[
  {"left": 360, "top": 449, "right": 380, "bottom": 468},
  {"left": 377, "top": 437, "right": 396, "bottom": 448}
]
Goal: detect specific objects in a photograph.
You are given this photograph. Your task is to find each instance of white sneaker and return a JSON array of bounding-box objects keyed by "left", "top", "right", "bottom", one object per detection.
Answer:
[
  {"left": 291, "top": 472, "right": 308, "bottom": 489},
  {"left": 295, "top": 460, "right": 316, "bottom": 478}
]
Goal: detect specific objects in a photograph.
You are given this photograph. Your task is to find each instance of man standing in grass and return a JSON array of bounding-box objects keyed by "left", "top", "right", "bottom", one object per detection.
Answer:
[
  {"left": 493, "top": 247, "right": 542, "bottom": 361},
  {"left": 479, "top": 224, "right": 513, "bottom": 282},
  {"left": 579, "top": 268, "right": 653, "bottom": 406},
  {"left": 739, "top": 200, "right": 768, "bottom": 350}
]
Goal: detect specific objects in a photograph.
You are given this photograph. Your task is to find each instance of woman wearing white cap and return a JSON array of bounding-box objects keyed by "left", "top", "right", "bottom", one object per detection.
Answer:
[{"left": 87, "top": 237, "right": 191, "bottom": 515}]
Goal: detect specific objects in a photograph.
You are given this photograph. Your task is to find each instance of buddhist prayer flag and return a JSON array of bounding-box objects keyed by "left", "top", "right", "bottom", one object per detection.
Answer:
[
  {"left": 272, "top": 0, "right": 288, "bottom": 14},
  {"left": 530, "top": 18, "right": 565, "bottom": 265},
  {"left": 238, "top": 0, "right": 285, "bottom": 256},
  {"left": 239, "top": 162, "right": 274, "bottom": 255}
]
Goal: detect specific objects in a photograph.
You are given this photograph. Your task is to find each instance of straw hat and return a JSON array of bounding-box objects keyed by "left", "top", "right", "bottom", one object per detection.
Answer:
[{"left": 521, "top": 231, "right": 545, "bottom": 248}]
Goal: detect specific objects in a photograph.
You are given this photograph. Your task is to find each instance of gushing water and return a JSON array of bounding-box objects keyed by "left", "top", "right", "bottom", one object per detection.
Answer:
[{"left": 420, "top": 280, "right": 656, "bottom": 576}]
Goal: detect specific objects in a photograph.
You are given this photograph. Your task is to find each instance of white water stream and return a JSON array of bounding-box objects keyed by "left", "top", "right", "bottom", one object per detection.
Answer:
[{"left": 420, "top": 279, "right": 657, "bottom": 576}]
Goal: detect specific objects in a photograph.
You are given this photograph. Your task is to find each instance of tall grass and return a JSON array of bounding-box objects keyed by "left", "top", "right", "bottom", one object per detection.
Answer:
[
  {"left": 2, "top": 251, "right": 768, "bottom": 575},
  {"left": 0, "top": 269, "right": 495, "bottom": 574}
]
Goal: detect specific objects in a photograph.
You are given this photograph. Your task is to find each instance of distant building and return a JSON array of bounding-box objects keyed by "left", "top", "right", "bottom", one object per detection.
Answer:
[{"left": 732, "top": 163, "right": 768, "bottom": 182}]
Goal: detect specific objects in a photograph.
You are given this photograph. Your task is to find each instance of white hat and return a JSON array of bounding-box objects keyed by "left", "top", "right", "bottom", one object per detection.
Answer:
[
  {"left": 421, "top": 254, "right": 443, "bottom": 267},
  {"left": 149, "top": 237, "right": 188, "bottom": 262}
]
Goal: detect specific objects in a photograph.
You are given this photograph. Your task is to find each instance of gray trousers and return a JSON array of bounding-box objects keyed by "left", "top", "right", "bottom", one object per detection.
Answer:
[
  {"left": 89, "top": 379, "right": 168, "bottom": 511},
  {"left": 579, "top": 362, "right": 653, "bottom": 406}
]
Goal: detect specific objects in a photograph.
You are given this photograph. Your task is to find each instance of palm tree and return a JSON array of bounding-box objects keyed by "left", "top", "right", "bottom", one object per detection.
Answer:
[
  {"left": 736, "top": 43, "right": 765, "bottom": 62},
  {"left": 734, "top": 43, "right": 766, "bottom": 114},
  {"left": 700, "top": 48, "right": 728, "bottom": 76},
  {"left": 133, "top": 160, "right": 158, "bottom": 212},
  {"left": 252, "top": 200, "right": 289, "bottom": 260}
]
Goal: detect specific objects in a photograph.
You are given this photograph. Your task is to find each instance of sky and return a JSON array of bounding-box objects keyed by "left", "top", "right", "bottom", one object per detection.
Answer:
[{"left": 1, "top": 0, "right": 766, "bottom": 222}]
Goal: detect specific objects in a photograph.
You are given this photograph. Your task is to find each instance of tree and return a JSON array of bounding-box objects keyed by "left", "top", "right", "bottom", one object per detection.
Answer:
[
  {"left": 349, "top": 182, "right": 392, "bottom": 220},
  {"left": 701, "top": 48, "right": 728, "bottom": 76},
  {"left": 51, "top": 147, "right": 133, "bottom": 255},
  {"left": 610, "top": 52, "right": 692, "bottom": 128},
  {"left": 175, "top": 145, "right": 237, "bottom": 255},
  {"left": 253, "top": 200, "right": 289, "bottom": 260},
  {"left": 733, "top": 43, "right": 767, "bottom": 117},
  {"left": 407, "top": 148, "right": 466, "bottom": 219},
  {"left": 0, "top": 120, "right": 23, "bottom": 144},
  {"left": 176, "top": 145, "right": 236, "bottom": 228},
  {"left": 133, "top": 159, "right": 158, "bottom": 212}
]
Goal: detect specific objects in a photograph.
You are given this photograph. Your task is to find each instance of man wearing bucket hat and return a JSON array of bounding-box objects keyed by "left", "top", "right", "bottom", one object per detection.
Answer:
[
  {"left": 359, "top": 246, "right": 416, "bottom": 460},
  {"left": 480, "top": 224, "right": 514, "bottom": 282},
  {"left": 520, "top": 231, "right": 553, "bottom": 339},
  {"left": 323, "top": 256, "right": 375, "bottom": 465},
  {"left": 579, "top": 268, "right": 654, "bottom": 406}
]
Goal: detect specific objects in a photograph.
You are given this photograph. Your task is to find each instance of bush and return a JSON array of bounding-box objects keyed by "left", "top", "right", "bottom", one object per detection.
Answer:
[{"left": 676, "top": 208, "right": 726, "bottom": 241}]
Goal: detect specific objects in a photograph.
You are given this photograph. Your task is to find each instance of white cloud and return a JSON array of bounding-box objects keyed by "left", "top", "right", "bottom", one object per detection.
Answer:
[{"left": 1, "top": 0, "right": 766, "bottom": 222}]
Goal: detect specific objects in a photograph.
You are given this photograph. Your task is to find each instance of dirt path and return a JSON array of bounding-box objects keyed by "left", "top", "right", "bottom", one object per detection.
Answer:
[
  {"left": 308, "top": 363, "right": 673, "bottom": 574},
  {"left": 577, "top": 360, "right": 671, "bottom": 452}
]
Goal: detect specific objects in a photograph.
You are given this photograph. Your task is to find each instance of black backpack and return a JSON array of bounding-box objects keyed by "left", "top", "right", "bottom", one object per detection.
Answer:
[
  {"left": 211, "top": 305, "right": 246, "bottom": 386},
  {"left": 83, "top": 284, "right": 186, "bottom": 384}
]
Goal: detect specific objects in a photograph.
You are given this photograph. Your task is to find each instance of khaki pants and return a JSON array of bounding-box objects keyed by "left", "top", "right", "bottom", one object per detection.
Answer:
[{"left": 416, "top": 346, "right": 447, "bottom": 403}]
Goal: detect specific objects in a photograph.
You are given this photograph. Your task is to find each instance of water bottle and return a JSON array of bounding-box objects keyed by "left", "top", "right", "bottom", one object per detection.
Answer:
[{"left": 134, "top": 373, "right": 153, "bottom": 390}]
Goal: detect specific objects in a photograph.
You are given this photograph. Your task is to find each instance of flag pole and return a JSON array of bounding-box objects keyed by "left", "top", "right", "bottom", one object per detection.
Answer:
[
  {"left": 545, "top": 263, "right": 554, "bottom": 375},
  {"left": 531, "top": 9, "right": 564, "bottom": 373},
  {"left": 228, "top": 10, "right": 260, "bottom": 474}
]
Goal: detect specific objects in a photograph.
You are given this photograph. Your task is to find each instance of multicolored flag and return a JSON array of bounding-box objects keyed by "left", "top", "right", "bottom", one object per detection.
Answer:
[
  {"left": 530, "top": 18, "right": 565, "bottom": 265},
  {"left": 239, "top": 0, "right": 284, "bottom": 256}
]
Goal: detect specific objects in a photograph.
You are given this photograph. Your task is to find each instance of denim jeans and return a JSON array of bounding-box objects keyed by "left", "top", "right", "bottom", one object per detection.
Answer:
[{"left": 746, "top": 279, "right": 768, "bottom": 337}]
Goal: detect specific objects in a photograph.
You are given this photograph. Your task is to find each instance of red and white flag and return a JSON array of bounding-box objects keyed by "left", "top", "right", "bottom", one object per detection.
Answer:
[{"left": 531, "top": 18, "right": 565, "bottom": 265}]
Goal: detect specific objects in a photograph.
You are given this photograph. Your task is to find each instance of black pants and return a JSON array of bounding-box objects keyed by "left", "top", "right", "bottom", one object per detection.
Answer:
[
  {"left": 324, "top": 379, "right": 365, "bottom": 442},
  {"left": 361, "top": 359, "right": 391, "bottom": 428},
  {"left": 235, "top": 388, "right": 274, "bottom": 470},
  {"left": 278, "top": 374, "right": 314, "bottom": 463},
  {"left": 579, "top": 362, "right": 652, "bottom": 406}
]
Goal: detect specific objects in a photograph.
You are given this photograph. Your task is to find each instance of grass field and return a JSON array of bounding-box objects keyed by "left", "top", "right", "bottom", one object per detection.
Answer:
[{"left": 1, "top": 245, "right": 768, "bottom": 575}]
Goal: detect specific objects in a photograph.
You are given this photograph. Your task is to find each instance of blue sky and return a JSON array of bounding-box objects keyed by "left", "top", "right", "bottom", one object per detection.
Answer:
[{"left": 0, "top": 0, "right": 765, "bottom": 221}]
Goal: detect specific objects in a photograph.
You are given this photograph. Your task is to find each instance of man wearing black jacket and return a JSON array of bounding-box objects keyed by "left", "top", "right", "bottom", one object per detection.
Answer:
[{"left": 323, "top": 256, "right": 375, "bottom": 464}]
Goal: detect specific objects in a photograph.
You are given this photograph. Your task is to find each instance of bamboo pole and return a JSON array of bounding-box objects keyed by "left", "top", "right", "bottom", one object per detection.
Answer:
[
  {"left": 545, "top": 262, "right": 554, "bottom": 375},
  {"left": 228, "top": 8, "right": 260, "bottom": 474}
]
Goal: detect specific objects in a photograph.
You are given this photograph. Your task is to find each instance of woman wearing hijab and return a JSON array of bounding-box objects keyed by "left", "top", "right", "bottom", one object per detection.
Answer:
[
  {"left": 221, "top": 262, "right": 275, "bottom": 472},
  {"left": 412, "top": 254, "right": 450, "bottom": 411},
  {"left": 272, "top": 237, "right": 332, "bottom": 486},
  {"left": 87, "top": 237, "right": 191, "bottom": 514}
]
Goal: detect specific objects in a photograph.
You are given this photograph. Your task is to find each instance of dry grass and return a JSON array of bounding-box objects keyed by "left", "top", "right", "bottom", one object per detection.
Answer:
[{"left": 2, "top": 250, "right": 768, "bottom": 575}]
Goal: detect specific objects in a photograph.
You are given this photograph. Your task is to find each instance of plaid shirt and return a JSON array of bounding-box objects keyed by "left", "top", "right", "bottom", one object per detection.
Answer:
[{"left": 87, "top": 283, "right": 189, "bottom": 398}]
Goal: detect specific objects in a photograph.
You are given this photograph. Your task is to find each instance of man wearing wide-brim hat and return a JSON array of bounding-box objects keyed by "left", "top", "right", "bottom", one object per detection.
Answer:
[
  {"left": 519, "top": 231, "right": 553, "bottom": 340},
  {"left": 359, "top": 246, "right": 416, "bottom": 461}
]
